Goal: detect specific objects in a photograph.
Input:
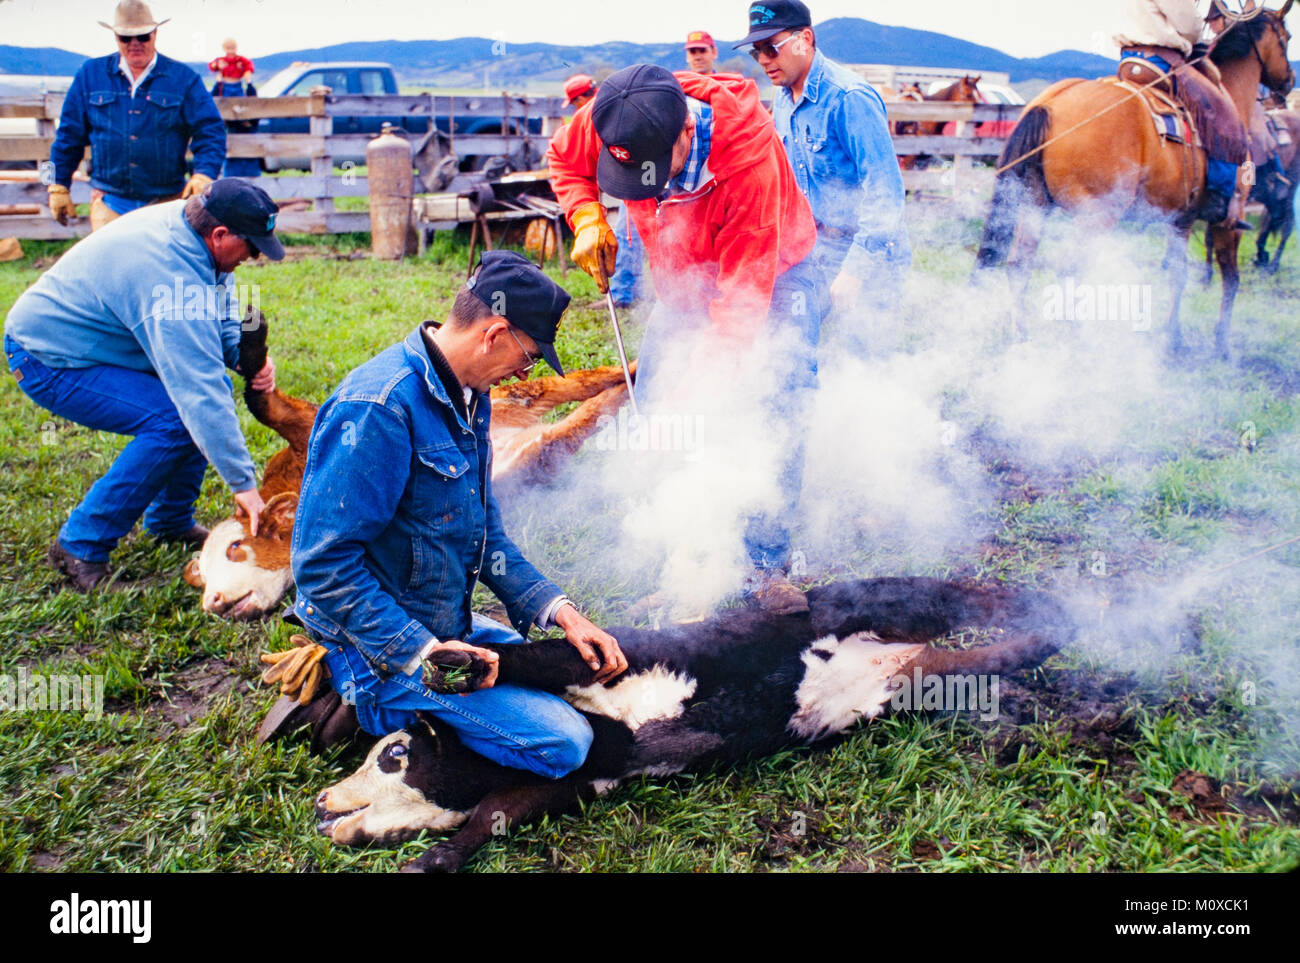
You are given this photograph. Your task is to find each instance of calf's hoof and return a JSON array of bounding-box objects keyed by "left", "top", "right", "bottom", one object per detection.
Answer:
[{"left": 402, "top": 843, "right": 467, "bottom": 874}]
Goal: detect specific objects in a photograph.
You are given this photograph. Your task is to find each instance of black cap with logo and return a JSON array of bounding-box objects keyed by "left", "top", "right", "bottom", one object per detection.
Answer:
[
  {"left": 200, "top": 178, "right": 285, "bottom": 261},
  {"left": 734, "top": 0, "right": 813, "bottom": 48},
  {"left": 591, "top": 63, "right": 688, "bottom": 202},
  {"left": 466, "top": 250, "right": 570, "bottom": 376}
]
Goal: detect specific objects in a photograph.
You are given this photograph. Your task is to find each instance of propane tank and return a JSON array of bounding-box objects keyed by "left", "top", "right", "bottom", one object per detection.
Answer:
[{"left": 367, "top": 122, "right": 412, "bottom": 260}]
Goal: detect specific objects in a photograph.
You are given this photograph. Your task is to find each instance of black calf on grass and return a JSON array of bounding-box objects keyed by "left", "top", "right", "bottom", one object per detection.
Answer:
[{"left": 315, "top": 576, "right": 1073, "bottom": 872}]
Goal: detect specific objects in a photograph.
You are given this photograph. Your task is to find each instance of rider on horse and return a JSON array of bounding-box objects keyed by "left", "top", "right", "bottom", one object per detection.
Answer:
[{"left": 1115, "top": 0, "right": 1251, "bottom": 223}]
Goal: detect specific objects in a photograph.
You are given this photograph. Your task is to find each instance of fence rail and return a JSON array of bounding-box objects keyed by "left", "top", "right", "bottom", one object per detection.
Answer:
[{"left": 0, "top": 93, "right": 1021, "bottom": 239}]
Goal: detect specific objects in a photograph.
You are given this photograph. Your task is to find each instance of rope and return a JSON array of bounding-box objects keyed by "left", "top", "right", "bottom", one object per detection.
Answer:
[
  {"left": 994, "top": 51, "right": 1213, "bottom": 176},
  {"left": 1201, "top": 532, "right": 1300, "bottom": 578}
]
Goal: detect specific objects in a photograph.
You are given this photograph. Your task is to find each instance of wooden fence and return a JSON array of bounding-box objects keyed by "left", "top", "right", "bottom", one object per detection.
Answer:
[{"left": 0, "top": 94, "right": 1020, "bottom": 240}]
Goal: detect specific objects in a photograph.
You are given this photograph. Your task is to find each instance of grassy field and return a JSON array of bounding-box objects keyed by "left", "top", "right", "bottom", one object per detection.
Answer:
[{"left": 1, "top": 216, "right": 1297, "bottom": 873}]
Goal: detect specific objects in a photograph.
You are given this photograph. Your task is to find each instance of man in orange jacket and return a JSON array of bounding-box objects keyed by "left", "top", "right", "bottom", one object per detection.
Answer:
[{"left": 546, "top": 63, "right": 822, "bottom": 613}]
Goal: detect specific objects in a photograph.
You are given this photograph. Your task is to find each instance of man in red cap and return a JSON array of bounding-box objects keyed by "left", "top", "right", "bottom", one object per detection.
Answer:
[
  {"left": 546, "top": 64, "right": 821, "bottom": 613},
  {"left": 685, "top": 30, "right": 719, "bottom": 75},
  {"left": 562, "top": 74, "right": 598, "bottom": 112}
]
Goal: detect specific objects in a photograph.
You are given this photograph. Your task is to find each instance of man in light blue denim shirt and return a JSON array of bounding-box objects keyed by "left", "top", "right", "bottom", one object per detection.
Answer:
[
  {"left": 742, "top": 1, "right": 910, "bottom": 349},
  {"left": 4, "top": 180, "right": 282, "bottom": 590}
]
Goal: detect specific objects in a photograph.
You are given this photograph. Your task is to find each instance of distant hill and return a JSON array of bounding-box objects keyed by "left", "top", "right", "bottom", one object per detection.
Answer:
[{"left": 2, "top": 17, "right": 1124, "bottom": 92}]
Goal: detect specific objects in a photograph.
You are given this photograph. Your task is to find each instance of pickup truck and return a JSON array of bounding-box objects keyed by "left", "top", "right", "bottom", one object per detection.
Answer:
[
  {"left": 256, "top": 61, "right": 544, "bottom": 172},
  {"left": 257, "top": 61, "right": 429, "bottom": 170}
]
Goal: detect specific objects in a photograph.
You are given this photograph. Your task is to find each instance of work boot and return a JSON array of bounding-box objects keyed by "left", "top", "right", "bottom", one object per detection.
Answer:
[
  {"left": 48, "top": 540, "right": 111, "bottom": 593},
  {"left": 154, "top": 524, "right": 210, "bottom": 551},
  {"left": 1198, "top": 189, "right": 1231, "bottom": 225},
  {"left": 257, "top": 688, "right": 360, "bottom": 755},
  {"left": 742, "top": 568, "right": 810, "bottom": 616}
]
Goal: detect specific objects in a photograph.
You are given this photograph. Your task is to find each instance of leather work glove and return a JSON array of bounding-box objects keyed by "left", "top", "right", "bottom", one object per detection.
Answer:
[
  {"left": 569, "top": 201, "right": 618, "bottom": 293},
  {"left": 260, "top": 634, "right": 329, "bottom": 705},
  {"left": 47, "top": 184, "right": 75, "bottom": 225},
  {"left": 181, "top": 172, "right": 215, "bottom": 199}
]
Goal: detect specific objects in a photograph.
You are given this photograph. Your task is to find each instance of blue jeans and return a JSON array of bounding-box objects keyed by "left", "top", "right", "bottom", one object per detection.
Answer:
[
  {"left": 634, "top": 258, "right": 826, "bottom": 571},
  {"left": 320, "top": 613, "right": 593, "bottom": 779},
  {"left": 608, "top": 205, "right": 646, "bottom": 306},
  {"left": 5, "top": 334, "right": 209, "bottom": 562}
]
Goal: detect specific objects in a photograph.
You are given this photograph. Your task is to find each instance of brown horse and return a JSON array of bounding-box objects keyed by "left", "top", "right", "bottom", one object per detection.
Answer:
[
  {"left": 897, "top": 75, "right": 983, "bottom": 170},
  {"left": 1251, "top": 105, "right": 1300, "bottom": 270},
  {"left": 975, "top": 5, "right": 1294, "bottom": 359}
]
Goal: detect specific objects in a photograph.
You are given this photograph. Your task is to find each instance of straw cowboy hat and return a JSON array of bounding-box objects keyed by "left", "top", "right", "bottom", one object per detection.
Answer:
[{"left": 98, "top": 1, "right": 170, "bottom": 34}]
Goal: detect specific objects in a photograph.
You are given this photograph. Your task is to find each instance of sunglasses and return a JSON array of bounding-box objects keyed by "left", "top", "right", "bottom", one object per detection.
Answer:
[
  {"left": 507, "top": 327, "right": 541, "bottom": 374},
  {"left": 116, "top": 31, "right": 155, "bottom": 44},
  {"left": 748, "top": 33, "right": 799, "bottom": 61}
]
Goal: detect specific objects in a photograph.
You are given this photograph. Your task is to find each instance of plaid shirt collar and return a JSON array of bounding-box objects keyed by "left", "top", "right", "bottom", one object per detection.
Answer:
[{"left": 667, "top": 97, "right": 714, "bottom": 196}]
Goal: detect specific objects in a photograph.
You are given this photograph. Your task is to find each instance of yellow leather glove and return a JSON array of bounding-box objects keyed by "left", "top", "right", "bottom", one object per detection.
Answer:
[
  {"left": 570, "top": 201, "right": 618, "bottom": 292},
  {"left": 47, "top": 184, "right": 75, "bottom": 225},
  {"left": 181, "top": 172, "right": 215, "bottom": 199},
  {"left": 260, "top": 634, "right": 328, "bottom": 705}
]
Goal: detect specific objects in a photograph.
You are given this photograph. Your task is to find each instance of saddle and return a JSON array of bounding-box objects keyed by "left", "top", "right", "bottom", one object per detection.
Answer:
[
  {"left": 1103, "top": 75, "right": 1199, "bottom": 148},
  {"left": 1113, "top": 45, "right": 1249, "bottom": 165}
]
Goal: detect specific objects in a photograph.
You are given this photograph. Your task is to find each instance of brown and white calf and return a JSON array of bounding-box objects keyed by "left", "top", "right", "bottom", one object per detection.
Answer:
[
  {"left": 315, "top": 576, "right": 1074, "bottom": 872},
  {"left": 185, "top": 312, "right": 636, "bottom": 620}
]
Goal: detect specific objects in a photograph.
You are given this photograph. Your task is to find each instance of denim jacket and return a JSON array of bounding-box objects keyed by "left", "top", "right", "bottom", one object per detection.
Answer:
[
  {"left": 772, "top": 50, "right": 911, "bottom": 279},
  {"left": 288, "top": 324, "right": 563, "bottom": 678},
  {"left": 51, "top": 52, "right": 226, "bottom": 198}
]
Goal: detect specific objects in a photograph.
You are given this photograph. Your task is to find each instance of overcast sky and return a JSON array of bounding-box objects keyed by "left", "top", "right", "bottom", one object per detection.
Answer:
[{"left": 0, "top": 0, "right": 1215, "bottom": 60}]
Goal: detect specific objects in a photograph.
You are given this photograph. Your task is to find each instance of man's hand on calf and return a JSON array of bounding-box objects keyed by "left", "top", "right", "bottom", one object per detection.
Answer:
[
  {"left": 233, "top": 488, "right": 266, "bottom": 535},
  {"left": 421, "top": 641, "right": 500, "bottom": 693},
  {"left": 249, "top": 356, "right": 275, "bottom": 393},
  {"left": 555, "top": 603, "right": 628, "bottom": 684}
]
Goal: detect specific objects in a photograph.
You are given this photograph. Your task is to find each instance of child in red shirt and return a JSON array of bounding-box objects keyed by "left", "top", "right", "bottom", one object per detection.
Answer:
[{"left": 209, "top": 38, "right": 254, "bottom": 89}]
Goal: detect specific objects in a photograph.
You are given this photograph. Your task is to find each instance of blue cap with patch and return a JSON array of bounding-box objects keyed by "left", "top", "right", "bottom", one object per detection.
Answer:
[
  {"left": 200, "top": 177, "right": 284, "bottom": 261},
  {"left": 467, "top": 250, "right": 570, "bottom": 376},
  {"left": 734, "top": 0, "right": 812, "bottom": 48}
]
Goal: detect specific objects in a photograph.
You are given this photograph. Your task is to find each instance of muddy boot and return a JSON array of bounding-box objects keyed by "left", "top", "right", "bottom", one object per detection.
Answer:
[
  {"left": 1198, "top": 188, "right": 1231, "bottom": 225},
  {"left": 48, "top": 540, "right": 112, "bottom": 593},
  {"left": 257, "top": 688, "right": 359, "bottom": 754}
]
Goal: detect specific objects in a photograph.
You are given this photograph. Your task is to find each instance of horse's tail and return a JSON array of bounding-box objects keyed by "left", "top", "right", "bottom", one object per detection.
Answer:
[{"left": 975, "top": 105, "right": 1053, "bottom": 269}]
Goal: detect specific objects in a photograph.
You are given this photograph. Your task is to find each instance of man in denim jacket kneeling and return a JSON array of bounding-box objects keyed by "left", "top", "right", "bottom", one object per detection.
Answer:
[{"left": 275, "top": 251, "right": 627, "bottom": 776}]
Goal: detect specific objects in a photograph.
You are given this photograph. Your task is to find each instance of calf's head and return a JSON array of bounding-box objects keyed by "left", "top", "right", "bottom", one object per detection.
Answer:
[
  {"left": 184, "top": 492, "right": 297, "bottom": 620},
  {"left": 316, "top": 723, "right": 473, "bottom": 846}
]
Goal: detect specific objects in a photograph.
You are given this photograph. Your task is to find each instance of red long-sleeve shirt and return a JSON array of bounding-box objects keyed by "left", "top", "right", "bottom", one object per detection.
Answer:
[
  {"left": 209, "top": 53, "right": 254, "bottom": 80},
  {"left": 547, "top": 71, "right": 816, "bottom": 340}
]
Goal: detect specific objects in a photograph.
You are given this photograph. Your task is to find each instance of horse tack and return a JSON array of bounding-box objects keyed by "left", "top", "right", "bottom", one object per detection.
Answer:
[{"left": 1103, "top": 77, "right": 1200, "bottom": 149}]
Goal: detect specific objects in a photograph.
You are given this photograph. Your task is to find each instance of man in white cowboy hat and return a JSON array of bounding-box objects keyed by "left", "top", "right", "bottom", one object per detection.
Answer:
[{"left": 47, "top": 1, "right": 227, "bottom": 231}]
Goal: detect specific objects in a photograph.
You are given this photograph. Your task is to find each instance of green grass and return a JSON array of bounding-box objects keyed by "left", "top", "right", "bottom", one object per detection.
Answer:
[{"left": 0, "top": 217, "right": 1297, "bottom": 873}]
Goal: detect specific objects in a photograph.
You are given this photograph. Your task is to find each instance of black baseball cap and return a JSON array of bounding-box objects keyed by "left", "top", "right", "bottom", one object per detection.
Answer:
[
  {"left": 734, "top": 0, "right": 813, "bottom": 48},
  {"left": 200, "top": 178, "right": 284, "bottom": 261},
  {"left": 591, "top": 64, "right": 687, "bottom": 201},
  {"left": 466, "top": 250, "right": 569, "bottom": 376}
]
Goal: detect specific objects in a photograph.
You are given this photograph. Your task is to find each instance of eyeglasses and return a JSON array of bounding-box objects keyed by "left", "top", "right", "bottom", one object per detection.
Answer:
[
  {"left": 116, "top": 31, "right": 155, "bottom": 44},
  {"left": 506, "top": 327, "right": 541, "bottom": 374},
  {"left": 686, "top": 47, "right": 712, "bottom": 54},
  {"left": 748, "top": 33, "right": 798, "bottom": 61}
]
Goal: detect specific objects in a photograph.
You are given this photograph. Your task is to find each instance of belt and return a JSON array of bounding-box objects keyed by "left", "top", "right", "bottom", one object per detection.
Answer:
[{"left": 815, "top": 222, "right": 855, "bottom": 241}]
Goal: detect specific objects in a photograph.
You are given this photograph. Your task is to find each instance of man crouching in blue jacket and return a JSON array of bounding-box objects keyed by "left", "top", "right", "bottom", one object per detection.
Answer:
[{"left": 276, "top": 251, "right": 627, "bottom": 777}]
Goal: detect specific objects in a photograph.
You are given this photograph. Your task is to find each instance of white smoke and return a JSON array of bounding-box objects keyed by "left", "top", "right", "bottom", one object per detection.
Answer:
[{"left": 500, "top": 198, "right": 1298, "bottom": 765}]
